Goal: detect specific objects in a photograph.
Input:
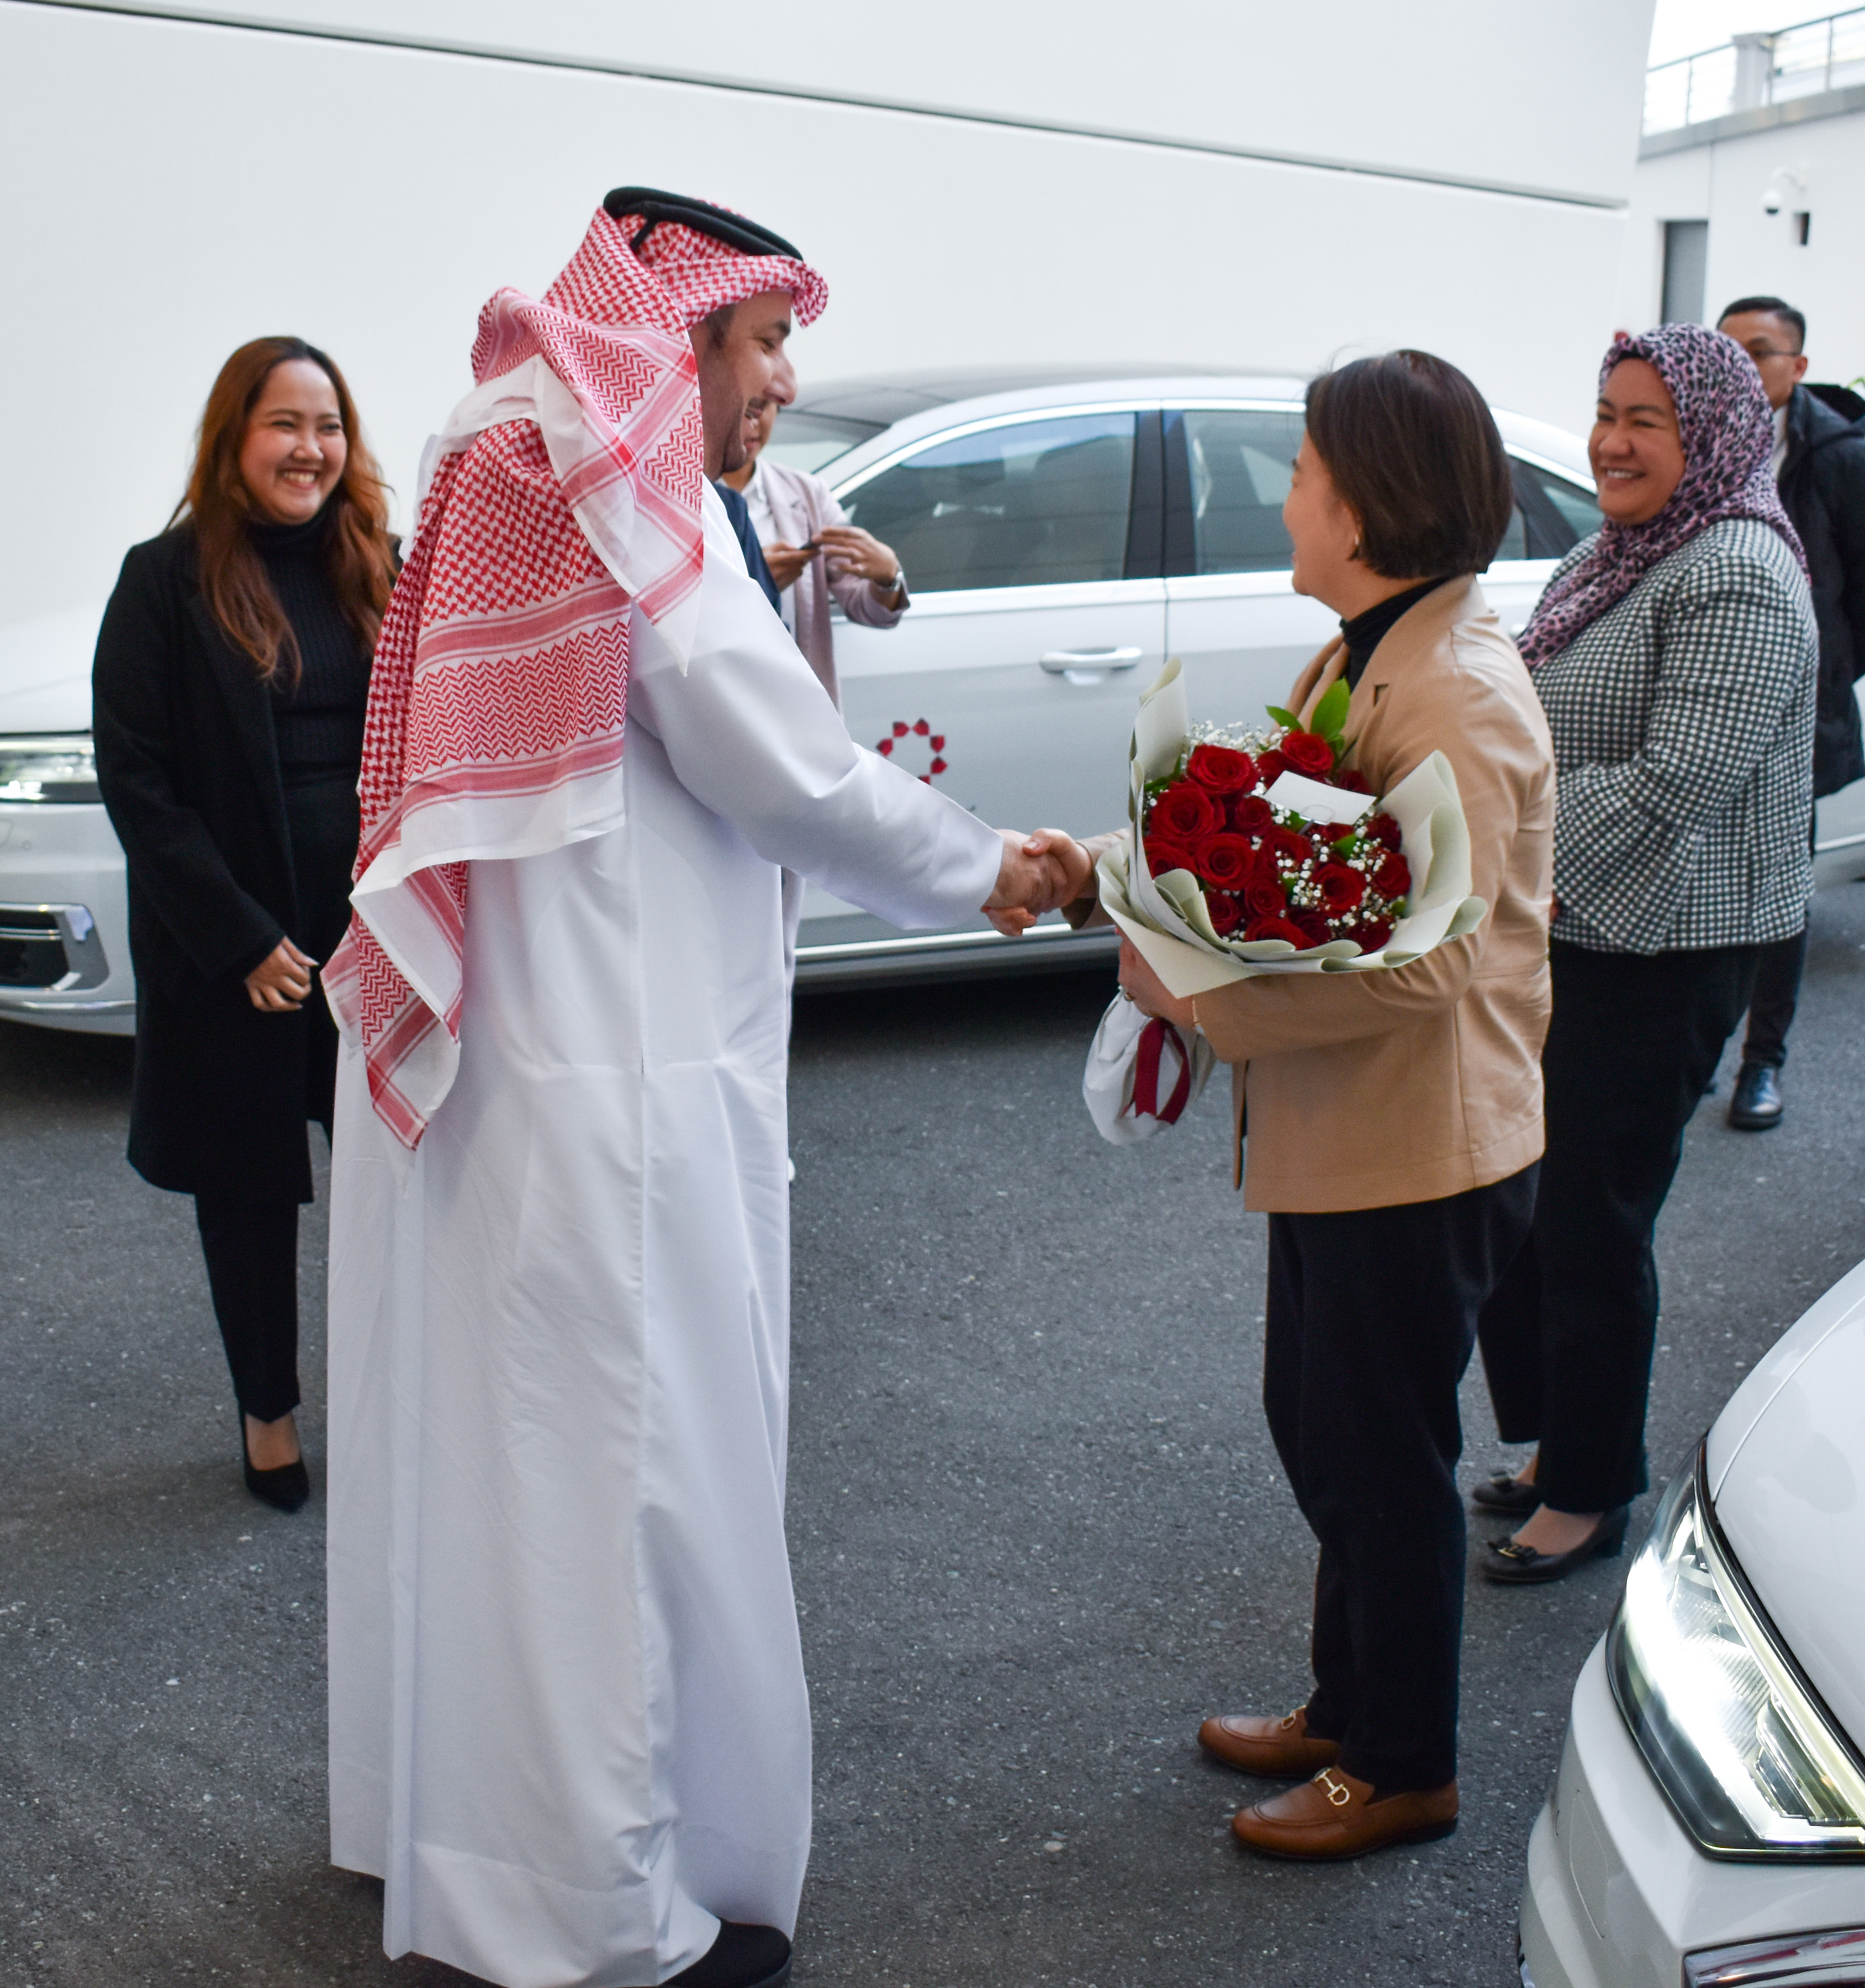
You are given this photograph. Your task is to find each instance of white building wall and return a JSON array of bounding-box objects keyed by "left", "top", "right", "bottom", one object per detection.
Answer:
[
  {"left": 1621, "top": 101, "right": 1865, "bottom": 383},
  {"left": 1, "top": 0, "right": 1652, "bottom": 628}
]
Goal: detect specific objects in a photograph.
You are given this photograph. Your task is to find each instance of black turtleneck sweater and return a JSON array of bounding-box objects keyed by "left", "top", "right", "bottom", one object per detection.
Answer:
[
  {"left": 1339, "top": 578, "right": 1451, "bottom": 688},
  {"left": 250, "top": 512, "right": 371, "bottom": 787}
]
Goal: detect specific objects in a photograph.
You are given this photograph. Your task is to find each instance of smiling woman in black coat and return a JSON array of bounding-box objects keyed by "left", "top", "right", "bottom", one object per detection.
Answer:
[{"left": 93, "top": 337, "right": 397, "bottom": 1511}]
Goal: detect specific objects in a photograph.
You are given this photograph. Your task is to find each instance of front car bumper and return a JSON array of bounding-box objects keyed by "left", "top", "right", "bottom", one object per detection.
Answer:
[
  {"left": 1521, "top": 1644, "right": 1865, "bottom": 1987},
  {"left": 0, "top": 800, "right": 134, "bottom": 1034}
]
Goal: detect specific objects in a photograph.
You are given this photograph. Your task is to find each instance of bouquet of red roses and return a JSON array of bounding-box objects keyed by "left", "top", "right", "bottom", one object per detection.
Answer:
[
  {"left": 1098, "top": 660, "right": 1486, "bottom": 1000},
  {"left": 1142, "top": 680, "right": 1411, "bottom": 954}
]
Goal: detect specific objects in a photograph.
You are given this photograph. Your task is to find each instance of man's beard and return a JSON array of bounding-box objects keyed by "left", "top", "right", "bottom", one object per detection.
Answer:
[{"left": 716, "top": 399, "right": 750, "bottom": 475}]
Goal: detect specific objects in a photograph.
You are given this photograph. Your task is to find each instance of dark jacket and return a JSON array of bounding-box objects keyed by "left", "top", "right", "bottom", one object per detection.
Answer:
[
  {"left": 712, "top": 478, "right": 781, "bottom": 611},
  {"left": 1780, "top": 384, "right": 1865, "bottom": 797},
  {"left": 93, "top": 527, "right": 327, "bottom": 1202}
]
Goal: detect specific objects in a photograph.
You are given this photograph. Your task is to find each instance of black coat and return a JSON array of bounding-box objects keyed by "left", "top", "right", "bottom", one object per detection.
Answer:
[
  {"left": 93, "top": 527, "right": 342, "bottom": 1202},
  {"left": 1780, "top": 385, "right": 1865, "bottom": 797}
]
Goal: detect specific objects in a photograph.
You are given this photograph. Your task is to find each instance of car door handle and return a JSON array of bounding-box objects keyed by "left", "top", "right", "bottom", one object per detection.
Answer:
[{"left": 1040, "top": 647, "right": 1144, "bottom": 680}]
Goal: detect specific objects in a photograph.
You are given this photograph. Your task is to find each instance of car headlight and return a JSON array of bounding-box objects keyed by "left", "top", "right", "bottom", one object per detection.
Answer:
[
  {"left": 1608, "top": 1442, "right": 1865, "bottom": 1858},
  {"left": 0, "top": 734, "right": 101, "bottom": 804}
]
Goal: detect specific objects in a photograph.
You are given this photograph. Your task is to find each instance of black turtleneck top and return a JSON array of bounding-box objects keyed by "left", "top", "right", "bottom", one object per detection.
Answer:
[
  {"left": 249, "top": 511, "right": 371, "bottom": 787},
  {"left": 1339, "top": 578, "right": 1452, "bottom": 689}
]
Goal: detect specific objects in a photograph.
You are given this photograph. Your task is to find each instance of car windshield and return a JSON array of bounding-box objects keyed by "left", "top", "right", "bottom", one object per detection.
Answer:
[{"left": 759, "top": 411, "right": 884, "bottom": 475}]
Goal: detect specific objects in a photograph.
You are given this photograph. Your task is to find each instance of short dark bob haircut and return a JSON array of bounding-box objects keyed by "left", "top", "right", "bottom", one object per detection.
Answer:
[{"left": 1305, "top": 351, "right": 1514, "bottom": 579}]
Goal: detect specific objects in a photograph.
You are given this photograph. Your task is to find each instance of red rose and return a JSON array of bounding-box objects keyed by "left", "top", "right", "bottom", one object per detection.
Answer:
[
  {"left": 1245, "top": 877, "right": 1286, "bottom": 918},
  {"left": 1315, "top": 862, "right": 1366, "bottom": 912},
  {"left": 1144, "top": 833, "right": 1195, "bottom": 876},
  {"left": 1374, "top": 850, "right": 1412, "bottom": 897},
  {"left": 1254, "top": 749, "right": 1288, "bottom": 787},
  {"left": 1243, "top": 913, "right": 1309, "bottom": 947},
  {"left": 1356, "top": 917, "right": 1394, "bottom": 951},
  {"left": 1291, "top": 910, "right": 1333, "bottom": 947},
  {"left": 1206, "top": 891, "right": 1244, "bottom": 936},
  {"left": 1187, "top": 743, "right": 1258, "bottom": 794},
  {"left": 1195, "top": 832, "right": 1255, "bottom": 888},
  {"left": 1333, "top": 767, "right": 1373, "bottom": 795},
  {"left": 1230, "top": 792, "right": 1273, "bottom": 834},
  {"left": 1266, "top": 825, "right": 1314, "bottom": 868},
  {"left": 1151, "top": 781, "right": 1220, "bottom": 843},
  {"left": 1281, "top": 730, "right": 1335, "bottom": 776},
  {"left": 1307, "top": 817, "right": 1346, "bottom": 848},
  {"left": 1362, "top": 812, "right": 1402, "bottom": 849}
]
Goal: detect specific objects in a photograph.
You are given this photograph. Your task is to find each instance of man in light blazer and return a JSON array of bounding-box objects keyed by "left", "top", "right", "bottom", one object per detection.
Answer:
[{"left": 722, "top": 396, "right": 908, "bottom": 707}]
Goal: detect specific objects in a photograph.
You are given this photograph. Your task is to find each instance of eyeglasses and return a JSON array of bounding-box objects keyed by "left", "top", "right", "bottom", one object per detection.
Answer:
[
  {"left": 603, "top": 186, "right": 803, "bottom": 262},
  {"left": 1740, "top": 345, "right": 1803, "bottom": 361}
]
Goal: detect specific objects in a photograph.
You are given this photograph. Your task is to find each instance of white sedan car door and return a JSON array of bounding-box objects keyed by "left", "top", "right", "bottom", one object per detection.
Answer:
[{"left": 799, "top": 408, "right": 1167, "bottom": 951}]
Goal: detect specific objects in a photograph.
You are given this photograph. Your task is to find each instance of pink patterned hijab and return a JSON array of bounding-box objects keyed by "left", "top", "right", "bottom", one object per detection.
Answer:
[{"left": 1518, "top": 321, "right": 1806, "bottom": 667}]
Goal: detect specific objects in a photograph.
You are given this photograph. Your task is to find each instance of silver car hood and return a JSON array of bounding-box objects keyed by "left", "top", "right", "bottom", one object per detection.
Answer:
[
  {"left": 1707, "top": 1256, "right": 1865, "bottom": 1753},
  {"left": 0, "top": 604, "right": 102, "bottom": 732}
]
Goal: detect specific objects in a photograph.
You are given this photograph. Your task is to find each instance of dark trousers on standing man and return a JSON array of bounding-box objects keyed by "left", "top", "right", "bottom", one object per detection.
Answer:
[
  {"left": 1265, "top": 1165, "right": 1538, "bottom": 1793},
  {"left": 1476, "top": 940, "right": 1758, "bottom": 1514},
  {"left": 194, "top": 1194, "right": 303, "bottom": 1423}
]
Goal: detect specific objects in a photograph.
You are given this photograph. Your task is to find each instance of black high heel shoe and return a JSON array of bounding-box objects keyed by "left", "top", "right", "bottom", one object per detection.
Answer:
[
  {"left": 1480, "top": 1505, "right": 1629, "bottom": 1584},
  {"left": 241, "top": 1415, "right": 310, "bottom": 1514},
  {"left": 665, "top": 1923, "right": 791, "bottom": 1987}
]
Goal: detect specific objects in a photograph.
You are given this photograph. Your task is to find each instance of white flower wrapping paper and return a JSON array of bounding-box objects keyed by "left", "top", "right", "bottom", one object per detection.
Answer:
[
  {"left": 1098, "top": 660, "right": 1489, "bottom": 1002},
  {"left": 1082, "top": 999, "right": 1217, "bottom": 1145}
]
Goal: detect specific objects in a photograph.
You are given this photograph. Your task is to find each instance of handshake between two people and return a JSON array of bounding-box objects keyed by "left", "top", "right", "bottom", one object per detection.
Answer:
[{"left": 982, "top": 828, "right": 1094, "bottom": 937}]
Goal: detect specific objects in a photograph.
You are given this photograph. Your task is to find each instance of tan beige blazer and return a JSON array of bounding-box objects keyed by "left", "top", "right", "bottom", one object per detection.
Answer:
[{"left": 1088, "top": 577, "right": 1555, "bottom": 1213}]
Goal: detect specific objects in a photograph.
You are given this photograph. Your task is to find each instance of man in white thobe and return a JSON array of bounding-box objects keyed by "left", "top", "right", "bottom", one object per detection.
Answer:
[{"left": 323, "top": 189, "right": 1081, "bottom": 1988}]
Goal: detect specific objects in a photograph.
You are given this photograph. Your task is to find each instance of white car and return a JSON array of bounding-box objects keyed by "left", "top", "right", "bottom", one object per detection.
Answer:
[
  {"left": 772, "top": 369, "right": 1607, "bottom": 987},
  {"left": 1520, "top": 1257, "right": 1865, "bottom": 1988}
]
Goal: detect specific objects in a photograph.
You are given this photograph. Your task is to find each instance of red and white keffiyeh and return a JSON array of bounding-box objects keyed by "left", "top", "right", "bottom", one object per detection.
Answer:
[{"left": 324, "top": 202, "right": 827, "bottom": 1150}]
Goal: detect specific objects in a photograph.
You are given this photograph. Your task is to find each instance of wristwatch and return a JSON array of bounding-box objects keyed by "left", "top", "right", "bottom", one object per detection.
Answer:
[{"left": 876, "top": 566, "right": 906, "bottom": 600}]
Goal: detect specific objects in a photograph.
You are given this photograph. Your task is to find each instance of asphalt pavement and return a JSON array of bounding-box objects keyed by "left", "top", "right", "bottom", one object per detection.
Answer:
[{"left": 7, "top": 882, "right": 1865, "bottom": 1988}]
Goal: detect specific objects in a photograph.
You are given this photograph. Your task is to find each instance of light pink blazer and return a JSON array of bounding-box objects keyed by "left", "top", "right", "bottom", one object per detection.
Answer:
[{"left": 753, "top": 457, "right": 910, "bottom": 707}]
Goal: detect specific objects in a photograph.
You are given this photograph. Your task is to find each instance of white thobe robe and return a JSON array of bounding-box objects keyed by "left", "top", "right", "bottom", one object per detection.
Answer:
[{"left": 325, "top": 487, "right": 1001, "bottom": 1987}]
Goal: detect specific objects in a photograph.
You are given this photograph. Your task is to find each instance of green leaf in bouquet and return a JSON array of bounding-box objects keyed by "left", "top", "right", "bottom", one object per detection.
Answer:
[
  {"left": 1265, "top": 705, "right": 1301, "bottom": 732},
  {"left": 1309, "top": 676, "right": 1351, "bottom": 744}
]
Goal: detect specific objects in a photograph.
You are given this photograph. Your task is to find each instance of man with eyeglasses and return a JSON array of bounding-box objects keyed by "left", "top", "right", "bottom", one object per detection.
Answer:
[{"left": 1716, "top": 295, "right": 1865, "bottom": 1130}]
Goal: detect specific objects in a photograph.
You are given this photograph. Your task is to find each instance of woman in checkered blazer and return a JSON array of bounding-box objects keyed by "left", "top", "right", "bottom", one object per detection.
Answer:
[{"left": 1473, "top": 324, "right": 1818, "bottom": 1583}]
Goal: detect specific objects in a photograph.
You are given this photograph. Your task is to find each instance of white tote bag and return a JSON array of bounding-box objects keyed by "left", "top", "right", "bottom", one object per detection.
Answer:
[{"left": 1082, "top": 997, "right": 1216, "bottom": 1145}]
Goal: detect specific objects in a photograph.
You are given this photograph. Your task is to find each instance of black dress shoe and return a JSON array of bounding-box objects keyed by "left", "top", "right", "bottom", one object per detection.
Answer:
[
  {"left": 1480, "top": 1506, "right": 1629, "bottom": 1584},
  {"left": 241, "top": 1418, "right": 310, "bottom": 1514},
  {"left": 666, "top": 1923, "right": 791, "bottom": 1988},
  {"left": 1728, "top": 1061, "right": 1784, "bottom": 1132},
  {"left": 1470, "top": 1471, "right": 1541, "bottom": 1516}
]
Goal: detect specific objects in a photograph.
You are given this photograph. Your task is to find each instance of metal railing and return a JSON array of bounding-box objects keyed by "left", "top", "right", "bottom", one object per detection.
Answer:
[{"left": 1645, "top": 6, "right": 1865, "bottom": 131}]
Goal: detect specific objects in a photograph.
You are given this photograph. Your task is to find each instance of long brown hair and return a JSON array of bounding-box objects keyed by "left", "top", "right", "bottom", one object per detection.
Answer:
[{"left": 170, "top": 337, "right": 397, "bottom": 684}]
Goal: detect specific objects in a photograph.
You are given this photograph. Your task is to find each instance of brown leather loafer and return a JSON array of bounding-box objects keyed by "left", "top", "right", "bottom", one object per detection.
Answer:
[
  {"left": 1230, "top": 1767, "right": 1458, "bottom": 1861},
  {"left": 1198, "top": 1706, "right": 1340, "bottom": 1779}
]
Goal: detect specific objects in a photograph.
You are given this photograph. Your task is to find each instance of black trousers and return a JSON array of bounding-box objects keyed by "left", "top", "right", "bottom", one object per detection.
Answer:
[
  {"left": 194, "top": 1194, "right": 302, "bottom": 1423},
  {"left": 1740, "top": 926, "right": 1808, "bottom": 1070},
  {"left": 1265, "top": 1165, "right": 1537, "bottom": 1793},
  {"left": 1476, "top": 941, "right": 1758, "bottom": 1514}
]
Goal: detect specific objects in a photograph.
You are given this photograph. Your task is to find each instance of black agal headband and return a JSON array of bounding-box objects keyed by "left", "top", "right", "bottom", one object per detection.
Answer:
[{"left": 603, "top": 187, "right": 804, "bottom": 262}]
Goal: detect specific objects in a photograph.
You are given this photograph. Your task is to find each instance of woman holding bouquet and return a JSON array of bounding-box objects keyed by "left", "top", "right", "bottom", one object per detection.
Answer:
[
  {"left": 1471, "top": 324, "right": 1816, "bottom": 1580},
  {"left": 1110, "top": 351, "right": 1556, "bottom": 1860}
]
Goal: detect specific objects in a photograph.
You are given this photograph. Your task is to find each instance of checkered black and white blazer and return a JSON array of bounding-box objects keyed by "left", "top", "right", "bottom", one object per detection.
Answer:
[{"left": 1532, "top": 517, "right": 1817, "bottom": 955}]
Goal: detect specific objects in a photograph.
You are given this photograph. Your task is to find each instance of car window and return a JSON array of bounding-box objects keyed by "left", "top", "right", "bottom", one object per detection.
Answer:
[
  {"left": 838, "top": 411, "right": 1135, "bottom": 591},
  {"left": 1508, "top": 458, "right": 1603, "bottom": 559},
  {"left": 1176, "top": 409, "right": 1305, "bottom": 574},
  {"left": 760, "top": 411, "right": 884, "bottom": 475}
]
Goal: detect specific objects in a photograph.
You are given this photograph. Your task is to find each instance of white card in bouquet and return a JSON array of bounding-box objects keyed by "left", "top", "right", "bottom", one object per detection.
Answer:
[{"left": 1263, "top": 770, "right": 1374, "bottom": 826}]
